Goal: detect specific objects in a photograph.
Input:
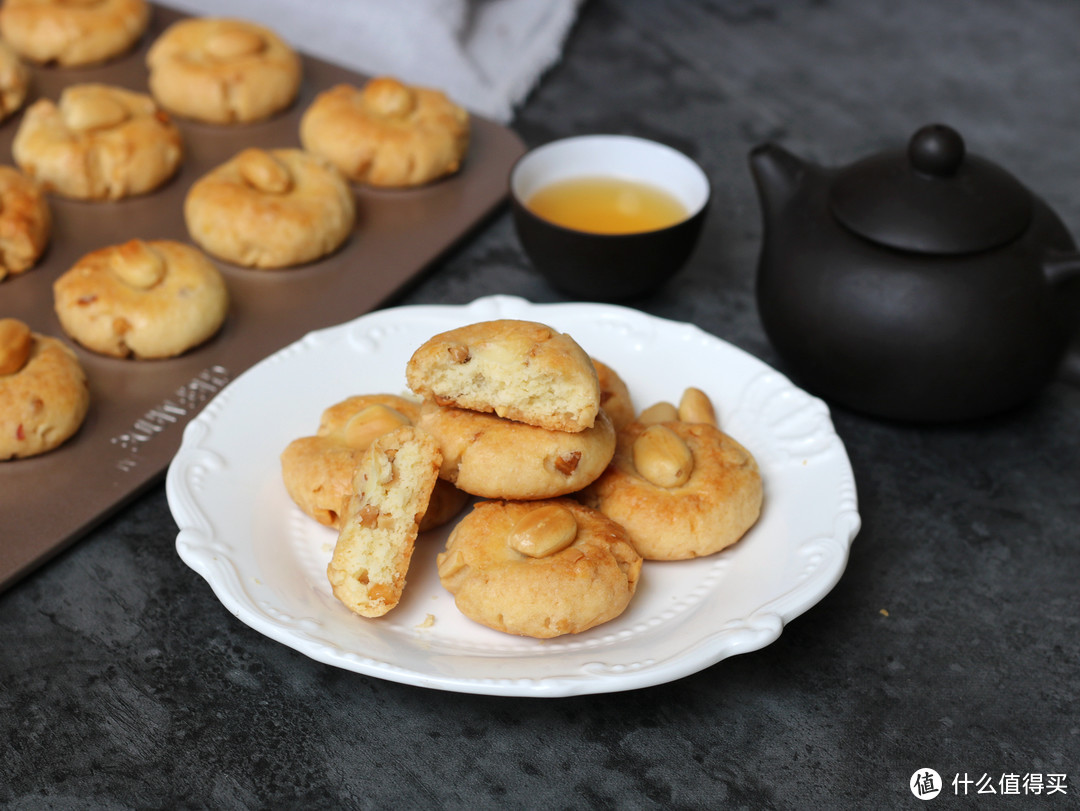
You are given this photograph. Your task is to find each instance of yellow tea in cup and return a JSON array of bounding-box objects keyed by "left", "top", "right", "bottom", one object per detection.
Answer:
[{"left": 526, "top": 176, "right": 688, "bottom": 235}]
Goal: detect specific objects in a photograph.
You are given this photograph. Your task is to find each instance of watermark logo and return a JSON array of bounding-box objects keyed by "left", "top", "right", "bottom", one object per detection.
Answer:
[
  {"left": 908, "top": 770, "right": 1070, "bottom": 799},
  {"left": 911, "top": 769, "right": 942, "bottom": 800}
]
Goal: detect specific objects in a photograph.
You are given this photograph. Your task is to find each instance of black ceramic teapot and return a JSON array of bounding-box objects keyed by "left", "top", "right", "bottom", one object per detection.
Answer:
[{"left": 749, "top": 123, "right": 1080, "bottom": 422}]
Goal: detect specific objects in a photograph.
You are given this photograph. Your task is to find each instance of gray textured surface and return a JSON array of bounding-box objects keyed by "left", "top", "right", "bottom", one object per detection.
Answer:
[{"left": 3, "top": 0, "right": 1079, "bottom": 807}]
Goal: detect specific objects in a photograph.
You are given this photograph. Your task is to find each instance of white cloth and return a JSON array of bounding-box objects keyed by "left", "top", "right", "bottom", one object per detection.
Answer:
[{"left": 163, "top": 0, "right": 584, "bottom": 122}]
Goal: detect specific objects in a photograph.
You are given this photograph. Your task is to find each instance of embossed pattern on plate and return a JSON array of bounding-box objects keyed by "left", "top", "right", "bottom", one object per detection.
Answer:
[{"left": 167, "top": 296, "right": 861, "bottom": 696}]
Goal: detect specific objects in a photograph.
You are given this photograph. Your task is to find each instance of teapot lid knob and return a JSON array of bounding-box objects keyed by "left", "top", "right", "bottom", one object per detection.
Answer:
[
  {"left": 829, "top": 123, "right": 1033, "bottom": 255},
  {"left": 908, "top": 124, "right": 965, "bottom": 177}
]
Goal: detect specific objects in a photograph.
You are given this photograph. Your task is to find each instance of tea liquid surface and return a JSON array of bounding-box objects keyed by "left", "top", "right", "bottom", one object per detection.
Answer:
[{"left": 526, "top": 176, "right": 687, "bottom": 234}]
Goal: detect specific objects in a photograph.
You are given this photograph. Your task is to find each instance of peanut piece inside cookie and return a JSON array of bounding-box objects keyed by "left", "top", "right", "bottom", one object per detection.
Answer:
[
  {"left": 509, "top": 504, "right": 578, "bottom": 558},
  {"left": 553, "top": 451, "right": 581, "bottom": 475},
  {"left": 0, "top": 318, "right": 32, "bottom": 376},
  {"left": 633, "top": 424, "right": 694, "bottom": 488},
  {"left": 446, "top": 343, "right": 470, "bottom": 363}
]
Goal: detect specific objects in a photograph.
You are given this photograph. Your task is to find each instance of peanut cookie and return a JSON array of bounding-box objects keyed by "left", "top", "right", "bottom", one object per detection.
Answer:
[
  {"left": 0, "top": 0, "right": 149, "bottom": 67},
  {"left": 146, "top": 17, "right": 301, "bottom": 124},
  {"left": 53, "top": 239, "right": 228, "bottom": 359},
  {"left": 0, "top": 40, "right": 29, "bottom": 121},
  {"left": 437, "top": 498, "right": 642, "bottom": 638},
  {"left": 0, "top": 166, "right": 51, "bottom": 282},
  {"left": 0, "top": 319, "right": 90, "bottom": 460},
  {"left": 281, "top": 394, "right": 468, "bottom": 531},
  {"left": 13, "top": 84, "right": 183, "bottom": 201},
  {"left": 184, "top": 148, "right": 355, "bottom": 269},
  {"left": 407, "top": 319, "right": 601, "bottom": 432},
  {"left": 327, "top": 426, "right": 442, "bottom": 618},
  {"left": 417, "top": 399, "right": 615, "bottom": 500},
  {"left": 592, "top": 358, "right": 635, "bottom": 432},
  {"left": 581, "top": 419, "right": 762, "bottom": 560},
  {"left": 300, "top": 77, "right": 469, "bottom": 188}
]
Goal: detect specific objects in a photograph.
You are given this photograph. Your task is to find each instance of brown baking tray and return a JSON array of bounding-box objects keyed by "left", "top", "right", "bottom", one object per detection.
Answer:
[{"left": 0, "top": 4, "right": 525, "bottom": 591}]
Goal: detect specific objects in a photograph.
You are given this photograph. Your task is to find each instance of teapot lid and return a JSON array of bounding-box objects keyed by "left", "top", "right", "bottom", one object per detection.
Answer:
[{"left": 829, "top": 124, "right": 1032, "bottom": 254}]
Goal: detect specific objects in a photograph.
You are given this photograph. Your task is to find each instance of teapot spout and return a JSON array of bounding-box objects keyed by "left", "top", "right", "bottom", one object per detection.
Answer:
[{"left": 748, "top": 142, "right": 811, "bottom": 222}]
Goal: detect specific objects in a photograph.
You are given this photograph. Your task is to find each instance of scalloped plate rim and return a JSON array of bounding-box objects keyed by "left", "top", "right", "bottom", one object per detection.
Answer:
[{"left": 167, "top": 295, "right": 860, "bottom": 697}]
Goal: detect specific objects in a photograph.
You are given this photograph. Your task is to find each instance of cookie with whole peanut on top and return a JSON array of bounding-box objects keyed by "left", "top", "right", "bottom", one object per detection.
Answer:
[
  {"left": 0, "top": 318, "right": 90, "bottom": 460},
  {"left": 437, "top": 498, "right": 642, "bottom": 638},
  {"left": 300, "top": 76, "right": 470, "bottom": 188},
  {"left": 580, "top": 387, "right": 763, "bottom": 560},
  {"left": 146, "top": 16, "right": 301, "bottom": 124},
  {"left": 184, "top": 148, "right": 355, "bottom": 269},
  {"left": 52, "top": 239, "right": 228, "bottom": 359},
  {"left": 13, "top": 84, "right": 183, "bottom": 201},
  {"left": 0, "top": 0, "right": 150, "bottom": 67}
]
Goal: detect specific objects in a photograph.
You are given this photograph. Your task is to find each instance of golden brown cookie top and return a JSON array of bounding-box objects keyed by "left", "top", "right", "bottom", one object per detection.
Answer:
[
  {"left": 52, "top": 239, "right": 228, "bottom": 359},
  {"left": 183, "top": 147, "right": 356, "bottom": 268},
  {"left": 0, "top": 40, "right": 29, "bottom": 121},
  {"left": 582, "top": 419, "right": 762, "bottom": 560},
  {"left": 281, "top": 394, "right": 468, "bottom": 532},
  {"left": 299, "top": 78, "right": 469, "bottom": 188},
  {"left": 316, "top": 394, "right": 420, "bottom": 446},
  {"left": 219, "top": 148, "right": 350, "bottom": 207},
  {"left": 146, "top": 17, "right": 301, "bottom": 124},
  {"left": 22, "top": 83, "right": 172, "bottom": 137},
  {"left": 148, "top": 16, "right": 293, "bottom": 66},
  {"left": 436, "top": 498, "right": 642, "bottom": 638},
  {"left": 406, "top": 319, "right": 601, "bottom": 432},
  {"left": 592, "top": 358, "right": 635, "bottom": 432},
  {"left": 441, "top": 499, "right": 639, "bottom": 576},
  {"left": 12, "top": 84, "right": 184, "bottom": 200},
  {"left": 417, "top": 400, "right": 615, "bottom": 500},
  {"left": 0, "top": 165, "right": 51, "bottom": 280},
  {"left": 0, "top": 325, "right": 90, "bottom": 460},
  {"left": 614, "top": 420, "right": 756, "bottom": 496},
  {"left": 0, "top": 318, "right": 32, "bottom": 376},
  {"left": 0, "top": 0, "right": 150, "bottom": 67}
]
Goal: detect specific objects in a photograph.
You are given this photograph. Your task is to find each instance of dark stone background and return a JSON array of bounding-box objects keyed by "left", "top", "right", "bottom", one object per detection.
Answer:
[{"left": 3, "top": 1, "right": 1078, "bottom": 807}]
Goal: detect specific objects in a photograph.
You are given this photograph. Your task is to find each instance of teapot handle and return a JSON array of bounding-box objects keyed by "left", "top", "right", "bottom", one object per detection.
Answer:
[
  {"left": 1042, "top": 250, "right": 1080, "bottom": 287},
  {"left": 1043, "top": 251, "right": 1080, "bottom": 386},
  {"left": 1061, "top": 337, "right": 1080, "bottom": 387}
]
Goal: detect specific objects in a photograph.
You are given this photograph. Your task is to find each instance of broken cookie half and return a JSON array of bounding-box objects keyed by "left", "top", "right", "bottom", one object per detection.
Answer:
[{"left": 327, "top": 425, "right": 442, "bottom": 618}]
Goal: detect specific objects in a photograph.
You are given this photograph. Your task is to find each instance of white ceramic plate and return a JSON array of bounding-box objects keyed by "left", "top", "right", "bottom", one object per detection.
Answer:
[{"left": 167, "top": 296, "right": 860, "bottom": 697}]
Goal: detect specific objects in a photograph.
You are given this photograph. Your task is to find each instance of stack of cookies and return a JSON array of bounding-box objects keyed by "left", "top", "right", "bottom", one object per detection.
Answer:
[{"left": 281, "top": 318, "right": 764, "bottom": 639}]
